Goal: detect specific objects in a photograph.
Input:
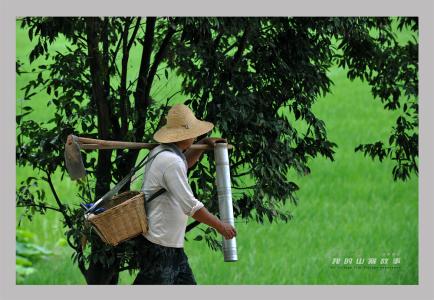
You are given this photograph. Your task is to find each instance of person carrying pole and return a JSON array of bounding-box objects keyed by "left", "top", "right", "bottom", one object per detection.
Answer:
[{"left": 133, "top": 103, "right": 237, "bottom": 285}]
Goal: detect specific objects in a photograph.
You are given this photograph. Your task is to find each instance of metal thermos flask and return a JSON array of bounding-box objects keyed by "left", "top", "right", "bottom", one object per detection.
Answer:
[{"left": 214, "top": 143, "right": 238, "bottom": 262}]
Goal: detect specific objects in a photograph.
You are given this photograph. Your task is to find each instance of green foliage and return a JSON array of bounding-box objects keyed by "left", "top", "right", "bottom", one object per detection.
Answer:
[
  {"left": 16, "top": 17, "right": 418, "bottom": 284},
  {"left": 16, "top": 229, "right": 53, "bottom": 283},
  {"left": 336, "top": 17, "right": 418, "bottom": 181}
]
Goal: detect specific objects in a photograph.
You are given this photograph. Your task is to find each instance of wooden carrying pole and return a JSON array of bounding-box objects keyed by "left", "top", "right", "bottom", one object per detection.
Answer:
[{"left": 69, "top": 135, "right": 234, "bottom": 151}]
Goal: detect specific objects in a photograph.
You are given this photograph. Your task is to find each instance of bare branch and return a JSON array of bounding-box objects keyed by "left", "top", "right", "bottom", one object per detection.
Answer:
[
  {"left": 231, "top": 158, "right": 249, "bottom": 170},
  {"left": 222, "top": 42, "right": 238, "bottom": 56},
  {"left": 44, "top": 171, "right": 73, "bottom": 228},
  {"left": 144, "top": 23, "right": 176, "bottom": 99},
  {"left": 102, "top": 18, "right": 121, "bottom": 138},
  {"left": 151, "top": 90, "right": 181, "bottom": 134},
  {"left": 118, "top": 17, "right": 142, "bottom": 136},
  {"left": 127, "top": 17, "right": 142, "bottom": 51},
  {"left": 67, "top": 235, "right": 87, "bottom": 276},
  {"left": 110, "top": 17, "right": 131, "bottom": 74},
  {"left": 134, "top": 17, "right": 156, "bottom": 141},
  {"left": 233, "top": 185, "right": 256, "bottom": 190},
  {"left": 16, "top": 204, "right": 61, "bottom": 212},
  {"left": 232, "top": 169, "right": 252, "bottom": 177},
  {"left": 85, "top": 17, "right": 112, "bottom": 139},
  {"left": 119, "top": 18, "right": 133, "bottom": 136}
]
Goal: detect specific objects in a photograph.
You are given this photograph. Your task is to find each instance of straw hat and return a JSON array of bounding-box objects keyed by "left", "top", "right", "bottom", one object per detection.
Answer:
[{"left": 153, "top": 104, "right": 214, "bottom": 143}]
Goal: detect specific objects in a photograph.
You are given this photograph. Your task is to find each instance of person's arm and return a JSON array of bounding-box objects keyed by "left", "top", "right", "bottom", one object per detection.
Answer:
[
  {"left": 184, "top": 137, "right": 227, "bottom": 169},
  {"left": 192, "top": 207, "right": 237, "bottom": 240}
]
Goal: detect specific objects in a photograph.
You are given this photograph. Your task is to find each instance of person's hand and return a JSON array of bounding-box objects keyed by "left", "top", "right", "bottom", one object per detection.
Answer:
[
  {"left": 198, "top": 137, "right": 227, "bottom": 148},
  {"left": 217, "top": 222, "right": 237, "bottom": 240},
  {"left": 66, "top": 134, "right": 73, "bottom": 145}
]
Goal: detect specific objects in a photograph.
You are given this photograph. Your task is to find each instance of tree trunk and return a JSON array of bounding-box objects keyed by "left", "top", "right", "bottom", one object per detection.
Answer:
[
  {"left": 86, "top": 17, "right": 113, "bottom": 199},
  {"left": 84, "top": 17, "right": 119, "bottom": 284}
]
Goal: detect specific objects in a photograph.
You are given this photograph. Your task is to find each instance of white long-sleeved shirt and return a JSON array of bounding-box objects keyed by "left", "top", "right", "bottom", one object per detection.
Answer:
[{"left": 141, "top": 144, "right": 204, "bottom": 248}]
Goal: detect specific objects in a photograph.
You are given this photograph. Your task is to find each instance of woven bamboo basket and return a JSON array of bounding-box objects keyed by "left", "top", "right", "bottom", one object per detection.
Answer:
[{"left": 87, "top": 191, "right": 148, "bottom": 246}]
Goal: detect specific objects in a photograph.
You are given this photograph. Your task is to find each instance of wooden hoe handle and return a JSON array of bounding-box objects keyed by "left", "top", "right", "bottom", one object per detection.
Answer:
[{"left": 67, "top": 134, "right": 233, "bottom": 150}]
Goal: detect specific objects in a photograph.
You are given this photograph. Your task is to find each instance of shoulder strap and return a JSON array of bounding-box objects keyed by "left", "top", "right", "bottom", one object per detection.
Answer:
[
  {"left": 146, "top": 188, "right": 166, "bottom": 203},
  {"left": 86, "top": 149, "right": 172, "bottom": 214},
  {"left": 142, "top": 144, "right": 186, "bottom": 204},
  {"left": 141, "top": 148, "right": 173, "bottom": 204}
]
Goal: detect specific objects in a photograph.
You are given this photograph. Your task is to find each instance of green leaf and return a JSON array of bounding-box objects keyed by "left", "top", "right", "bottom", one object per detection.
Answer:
[
  {"left": 55, "top": 238, "right": 68, "bottom": 247},
  {"left": 194, "top": 235, "right": 203, "bottom": 241},
  {"left": 24, "top": 92, "right": 37, "bottom": 100},
  {"left": 16, "top": 265, "right": 35, "bottom": 276},
  {"left": 389, "top": 134, "right": 395, "bottom": 145},
  {"left": 16, "top": 229, "right": 35, "bottom": 242},
  {"left": 16, "top": 255, "right": 32, "bottom": 267}
]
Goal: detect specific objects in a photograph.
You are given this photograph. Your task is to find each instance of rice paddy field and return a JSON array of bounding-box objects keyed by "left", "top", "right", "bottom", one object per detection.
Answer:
[{"left": 15, "top": 20, "right": 418, "bottom": 285}]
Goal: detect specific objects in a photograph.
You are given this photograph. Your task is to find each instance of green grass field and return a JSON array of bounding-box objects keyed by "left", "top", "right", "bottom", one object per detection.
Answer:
[{"left": 16, "top": 20, "right": 418, "bottom": 285}]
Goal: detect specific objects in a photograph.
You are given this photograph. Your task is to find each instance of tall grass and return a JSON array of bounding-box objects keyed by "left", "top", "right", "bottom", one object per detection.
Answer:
[{"left": 16, "top": 19, "right": 418, "bottom": 285}]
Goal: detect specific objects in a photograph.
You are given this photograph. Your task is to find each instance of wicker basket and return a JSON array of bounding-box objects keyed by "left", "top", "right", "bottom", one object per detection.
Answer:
[{"left": 86, "top": 191, "right": 148, "bottom": 246}]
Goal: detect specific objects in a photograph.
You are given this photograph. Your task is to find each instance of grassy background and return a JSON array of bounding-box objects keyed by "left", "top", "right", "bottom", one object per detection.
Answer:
[{"left": 16, "top": 20, "right": 418, "bottom": 285}]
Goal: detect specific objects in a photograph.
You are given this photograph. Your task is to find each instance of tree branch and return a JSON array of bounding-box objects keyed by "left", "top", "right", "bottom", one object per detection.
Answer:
[
  {"left": 233, "top": 27, "right": 249, "bottom": 66},
  {"left": 134, "top": 17, "right": 156, "bottom": 141},
  {"left": 110, "top": 17, "right": 131, "bottom": 76},
  {"left": 67, "top": 235, "right": 87, "bottom": 277},
  {"left": 118, "top": 266, "right": 131, "bottom": 272},
  {"left": 232, "top": 169, "right": 252, "bottom": 177},
  {"left": 17, "top": 204, "right": 61, "bottom": 212},
  {"left": 233, "top": 185, "right": 256, "bottom": 190},
  {"left": 144, "top": 22, "right": 176, "bottom": 101},
  {"left": 112, "top": 17, "right": 157, "bottom": 192},
  {"left": 86, "top": 17, "right": 113, "bottom": 199},
  {"left": 102, "top": 18, "right": 121, "bottom": 139},
  {"left": 213, "top": 31, "right": 224, "bottom": 50},
  {"left": 45, "top": 171, "right": 73, "bottom": 228},
  {"left": 196, "top": 30, "right": 225, "bottom": 119},
  {"left": 119, "top": 18, "right": 133, "bottom": 136},
  {"left": 231, "top": 157, "right": 249, "bottom": 170},
  {"left": 127, "top": 17, "right": 141, "bottom": 51},
  {"left": 151, "top": 90, "right": 180, "bottom": 134},
  {"left": 86, "top": 17, "right": 112, "bottom": 139},
  {"left": 118, "top": 17, "right": 142, "bottom": 137},
  {"left": 222, "top": 42, "right": 238, "bottom": 56}
]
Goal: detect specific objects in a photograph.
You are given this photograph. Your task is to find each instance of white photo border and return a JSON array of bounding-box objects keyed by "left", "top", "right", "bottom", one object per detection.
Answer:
[{"left": 1, "top": 0, "right": 433, "bottom": 299}]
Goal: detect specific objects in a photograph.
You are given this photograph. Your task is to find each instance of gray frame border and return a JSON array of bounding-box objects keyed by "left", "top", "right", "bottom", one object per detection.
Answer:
[{"left": 1, "top": 0, "right": 433, "bottom": 299}]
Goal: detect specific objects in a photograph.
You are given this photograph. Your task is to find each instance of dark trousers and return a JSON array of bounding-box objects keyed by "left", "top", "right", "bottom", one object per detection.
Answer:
[{"left": 132, "top": 236, "right": 197, "bottom": 285}]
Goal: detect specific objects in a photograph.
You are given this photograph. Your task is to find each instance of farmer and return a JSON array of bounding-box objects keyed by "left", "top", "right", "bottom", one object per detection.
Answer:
[{"left": 133, "top": 103, "right": 237, "bottom": 285}]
